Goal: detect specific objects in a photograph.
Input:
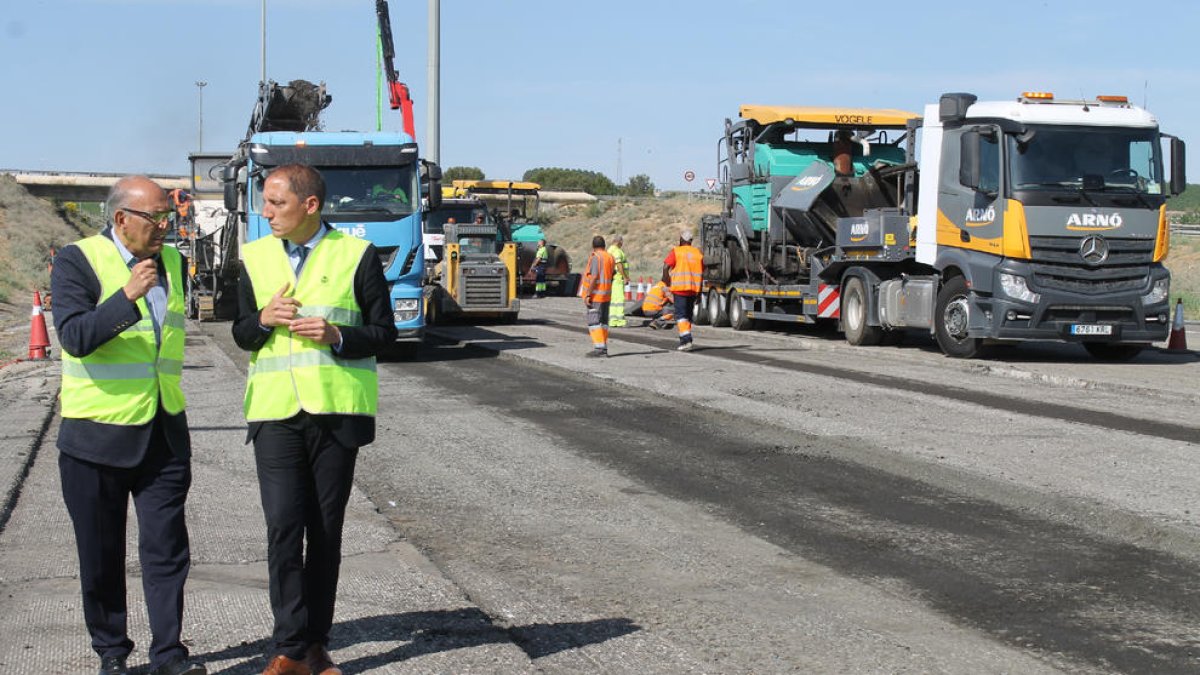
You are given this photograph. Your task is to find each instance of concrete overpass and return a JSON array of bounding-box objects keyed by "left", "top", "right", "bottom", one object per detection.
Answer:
[{"left": 2, "top": 170, "right": 189, "bottom": 202}]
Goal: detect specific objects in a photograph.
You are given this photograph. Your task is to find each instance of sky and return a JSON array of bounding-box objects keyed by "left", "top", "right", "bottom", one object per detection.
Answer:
[{"left": 3, "top": 0, "right": 1198, "bottom": 191}]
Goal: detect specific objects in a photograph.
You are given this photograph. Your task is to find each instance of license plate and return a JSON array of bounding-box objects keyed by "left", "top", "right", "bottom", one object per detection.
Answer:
[{"left": 1070, "top": 324, "right": 1114, "bottom": 336}]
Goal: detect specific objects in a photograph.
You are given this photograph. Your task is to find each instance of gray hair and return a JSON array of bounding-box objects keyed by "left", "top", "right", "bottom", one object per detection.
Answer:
[
  {"left": 612, "top": 234, "right": 624, "bottom": 245},
  {"left": 105, "top": 177, "right": 140, "bottom": 219}
]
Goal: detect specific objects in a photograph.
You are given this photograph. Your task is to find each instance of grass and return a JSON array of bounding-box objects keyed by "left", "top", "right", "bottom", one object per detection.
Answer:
[
  {"left": 543, "top": 195, "right": 719, "bottom": 282},
  {"left": 0, "top": 175, "right": 100, "bottom": 304},
  {"left": 1167, "top": 235, "right": 1200, "bottom": 319}
]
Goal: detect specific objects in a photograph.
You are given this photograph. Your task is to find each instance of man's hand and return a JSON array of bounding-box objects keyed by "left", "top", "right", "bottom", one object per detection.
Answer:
[
  {"left": 259, "top": 283, "right": 302, "bottom": 327},
  {"left": 288, "top": 317, "right": 341, "bottom": 345},
  {"left": 122, "top": 258, "right": 158, "bottom": 301}
]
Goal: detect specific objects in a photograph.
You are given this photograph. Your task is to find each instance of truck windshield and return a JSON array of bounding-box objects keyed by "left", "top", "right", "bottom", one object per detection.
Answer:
[
  {"left": 320, "top": 165, "right": 418, "bottom": 216},
  {"left": 1008, "top": 126, "right": 1162, "bottom": 194}
]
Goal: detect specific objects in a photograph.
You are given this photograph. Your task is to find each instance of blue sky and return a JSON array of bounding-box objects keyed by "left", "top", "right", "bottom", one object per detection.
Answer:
[{"left": 3, "top": 0, "right": 1197, "bottom": 191}]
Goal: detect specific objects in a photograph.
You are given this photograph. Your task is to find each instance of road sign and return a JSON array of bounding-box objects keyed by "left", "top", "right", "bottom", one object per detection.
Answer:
[
  {"left": 684, "top": 170, "right": 695, "bottom": 182},
  {"left": 705, "top": 178, "right": 717, "bottom": 190}
]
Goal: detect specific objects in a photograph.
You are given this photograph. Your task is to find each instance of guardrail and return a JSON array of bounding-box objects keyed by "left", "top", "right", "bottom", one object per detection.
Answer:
[{"left": 1171, "top": 223, "right": 1200, "bottom": 236}]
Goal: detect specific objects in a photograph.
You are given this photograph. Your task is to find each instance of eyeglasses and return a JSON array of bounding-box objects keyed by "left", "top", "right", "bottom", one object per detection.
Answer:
[{"left": 121, "top": 207, "right": 176, "bottom": 226}]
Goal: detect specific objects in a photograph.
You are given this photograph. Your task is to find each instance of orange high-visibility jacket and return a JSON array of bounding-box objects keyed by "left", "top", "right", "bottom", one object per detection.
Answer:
[
  {"left": 642, "top": 281, "right": 671, "bottom": 313},
  {"left": 669, "top": 244, "right": 703, "bottom": 295},
  {"left": 579, "top": 248, "right": 616, "bottom": 303}
]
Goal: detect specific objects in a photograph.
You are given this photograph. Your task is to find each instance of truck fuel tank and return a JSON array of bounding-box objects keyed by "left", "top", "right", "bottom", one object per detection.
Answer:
[{"left": 878, "top": 275, "right": 937, "bottom": 329}]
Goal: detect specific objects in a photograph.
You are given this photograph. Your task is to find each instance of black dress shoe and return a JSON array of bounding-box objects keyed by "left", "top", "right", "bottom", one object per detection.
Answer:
[
  {"left": 99, "top": 655, "right": 128, "bottom": 675},
  {"left": 149, "top": 657, "right": 207, "bottom": 675}
]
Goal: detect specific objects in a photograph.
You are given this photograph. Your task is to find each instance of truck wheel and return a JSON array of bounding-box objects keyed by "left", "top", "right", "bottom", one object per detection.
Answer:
[
  {"left": 560, "top": 273, "right": 582, "bottom": 297},
  {"left": 708, "top": 288, "right": 729, "bottom": 327},
  {"left": 729, "top": 292, "right": 755, "bottom": 331},
  {"left": 842, "top": 276, "right": 882, "bottom": 346},
  {"left": 1082, "top": 342, "right": 1144, "bottom": 361},
  {"left": 425, "top": 297, "right": 440, "bottom": 326},
  {"left": 692, "top": 291, "right": 709, "bottom": 326},
  {"left": 934, "top": 276, "right": 983, "bottom": 358}
]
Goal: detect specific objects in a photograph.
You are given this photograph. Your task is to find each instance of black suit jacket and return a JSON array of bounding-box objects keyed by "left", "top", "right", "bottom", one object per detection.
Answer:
[
  {"left": 51, "top": 228, "right": 191, "bottom": 468},
  {"left": 231, "top": 226, "right": 397, "bottom": 449}
]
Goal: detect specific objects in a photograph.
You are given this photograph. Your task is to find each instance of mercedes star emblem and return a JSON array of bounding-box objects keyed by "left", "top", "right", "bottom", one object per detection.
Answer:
[{"left": 1079, "top": 235, "right": 1109, "bottom": 265}]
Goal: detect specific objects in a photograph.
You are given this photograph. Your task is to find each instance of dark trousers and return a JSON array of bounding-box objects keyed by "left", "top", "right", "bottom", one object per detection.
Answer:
[
  {"left": 59, "top": 424, "right": 192, "bottom": 669},
  {"left": 254, "top": 413, "right": 359, "bottom": 660}
]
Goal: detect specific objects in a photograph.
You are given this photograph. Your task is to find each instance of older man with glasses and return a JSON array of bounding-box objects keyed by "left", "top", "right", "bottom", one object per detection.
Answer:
[{"left": 50, "top": 175, "right": 206, "bottom": 675}]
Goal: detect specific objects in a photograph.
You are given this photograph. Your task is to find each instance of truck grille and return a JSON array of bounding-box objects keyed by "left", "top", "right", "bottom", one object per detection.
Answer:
[
  {"left": 1028, "top": 236, "right": 1153, "bottom": 295},
  {"left": 463, "top": 276, "right": 506, "bottom": 307}
]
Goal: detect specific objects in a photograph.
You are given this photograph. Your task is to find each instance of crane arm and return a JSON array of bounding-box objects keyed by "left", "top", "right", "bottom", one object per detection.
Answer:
[{"left": 376, "top": 0, "right": 416, "bottom": 138}]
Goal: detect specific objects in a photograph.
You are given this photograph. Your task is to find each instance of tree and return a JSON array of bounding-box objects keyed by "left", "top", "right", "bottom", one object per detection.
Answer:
[
  {"left": 443, "top": 166, "right": 485, "bottom": 182},
  {"left": 624, "top": 174, "right": 655, "bottom": 196},
  {"left": 522, "top": 167, "right": 618, "bottom": 195}
]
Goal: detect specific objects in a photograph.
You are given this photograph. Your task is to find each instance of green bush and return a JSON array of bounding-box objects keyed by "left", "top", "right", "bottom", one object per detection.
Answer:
[{"left": 584, "top": 201, "right": 611, "bottom": 219}]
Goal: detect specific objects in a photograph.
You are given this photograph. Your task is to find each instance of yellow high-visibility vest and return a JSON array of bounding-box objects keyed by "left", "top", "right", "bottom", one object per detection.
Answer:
[
  {"left": 242, "top": 230, "right": 378, "bottom": 421},
  {"left": 60, "top": 235, "right": 187, "bottom": 423}
]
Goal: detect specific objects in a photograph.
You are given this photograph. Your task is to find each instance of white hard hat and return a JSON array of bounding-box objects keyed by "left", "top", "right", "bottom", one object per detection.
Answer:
[{"left": 680, "top": 230, "right": 693, "bottom": 242}]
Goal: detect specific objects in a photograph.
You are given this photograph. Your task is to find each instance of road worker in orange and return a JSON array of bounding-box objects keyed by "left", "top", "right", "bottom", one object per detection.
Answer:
[
  {"left": 625, "top": 280, "right": 674, "bottom": 329},
  {"left": 579, "top": 235, "right": 616, "bottom": 357},
  {"left": 662, "top": 230, "right": 703, "bottom": 351}
]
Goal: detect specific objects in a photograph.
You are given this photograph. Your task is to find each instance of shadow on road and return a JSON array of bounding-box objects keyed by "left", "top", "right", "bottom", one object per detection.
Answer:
[{"left": 196, "top": 610, "right": 640, "bottom": 674}]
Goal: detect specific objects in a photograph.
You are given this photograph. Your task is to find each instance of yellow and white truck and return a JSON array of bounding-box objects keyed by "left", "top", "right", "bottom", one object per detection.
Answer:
[{"left": 695, "top": 92, "right": 1186, "bottom": 359}]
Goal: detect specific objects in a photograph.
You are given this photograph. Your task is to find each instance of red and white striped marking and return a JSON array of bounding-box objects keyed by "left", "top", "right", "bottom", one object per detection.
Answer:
[{"left": 817, "top": 284, "right": 840, "bottom": 318}]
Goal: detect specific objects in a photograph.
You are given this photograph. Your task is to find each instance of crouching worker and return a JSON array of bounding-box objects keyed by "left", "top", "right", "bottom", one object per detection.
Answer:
[{"left": 625, "top": 280, "right": 675, "bottom": 329}]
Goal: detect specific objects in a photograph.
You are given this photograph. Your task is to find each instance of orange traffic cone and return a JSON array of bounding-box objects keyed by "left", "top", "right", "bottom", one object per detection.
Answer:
[
  {"left": 636, "top": 277, "right": 646, "bottom": 301},
  {"left": 28, "top": 291, "right": 50, "bottom": 360},
  {"left": 624, "top": 278, "right": 632, "bottom": 301},
  {"left": 1166, "top": 298, "right": 1188, "bottom": 351}
]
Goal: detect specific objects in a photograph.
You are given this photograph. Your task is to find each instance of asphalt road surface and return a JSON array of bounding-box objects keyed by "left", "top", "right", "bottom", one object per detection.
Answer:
[
  {"left": 3, "top": 296, "right": 1191, "bottom": 672},
  {"left": 192, "top": 296, "right": 1200, "bottom": 674}
]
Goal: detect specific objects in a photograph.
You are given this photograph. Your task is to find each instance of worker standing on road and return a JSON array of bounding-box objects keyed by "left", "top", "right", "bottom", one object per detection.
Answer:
[
  {"left": 51, "top": 176, "right": 207, "bottom": 675},
  {"left": 607, "top": 234, "right": 629, "bottom": 327},
  {"left": 579, "top": 235, "right": 615, "bottom": 357},
  {"left": 533, "top": 238, "right": 549, "bottom": 298},
  {"left": 231, "top": 164, "right": 397, "bottom": 675},
  {"left": 663, "top": 230, "right": 704, "bottom": 351}
]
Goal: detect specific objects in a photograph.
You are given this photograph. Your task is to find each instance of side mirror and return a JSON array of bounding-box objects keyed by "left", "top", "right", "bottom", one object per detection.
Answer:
[
  {"left": 222, "top": 163, "right": 241, "bottom": 212},
  {"left": 1170, "top": 137, "right": 1187, "bottom": 196},
  {"left": 421, "top": 160, "right": 443, "bottom": 210},
  {"left": 959, "top": 130, "right": 981, "bottom": 190}
]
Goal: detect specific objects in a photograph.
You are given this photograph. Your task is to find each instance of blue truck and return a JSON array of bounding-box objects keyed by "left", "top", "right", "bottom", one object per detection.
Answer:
[
  {"left": 194, "top": 1, "right": 440, "bottom": 354},
  {"left": 202, "top": 80, "right": 440, "bottom": 356}
]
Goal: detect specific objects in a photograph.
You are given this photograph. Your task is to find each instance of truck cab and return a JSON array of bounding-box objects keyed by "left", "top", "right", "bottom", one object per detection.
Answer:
[{"left": 914, "top": 92, "right": 1186, "bottom": 358}]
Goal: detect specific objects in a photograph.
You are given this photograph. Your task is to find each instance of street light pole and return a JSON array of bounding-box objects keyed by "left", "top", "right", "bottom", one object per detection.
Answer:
[
  {"left": 427, "top": 0, "right": 440, "bottom": 164},
  {"left": 195, "top": 81, "right": 207, "bottom": 152}
]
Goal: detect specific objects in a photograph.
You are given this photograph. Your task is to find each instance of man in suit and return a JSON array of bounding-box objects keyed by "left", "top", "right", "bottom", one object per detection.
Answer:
[
  {"left": 51, "top": 176, "right": 207, "bottom": 675},
  {"left": 231, "top": 164, "right": 397, "bottom": 675}
]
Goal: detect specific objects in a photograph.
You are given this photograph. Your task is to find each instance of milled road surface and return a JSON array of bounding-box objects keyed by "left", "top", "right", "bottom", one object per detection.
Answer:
[{"left": 1, "top": 300, "right": 1197, "bottom": 673}]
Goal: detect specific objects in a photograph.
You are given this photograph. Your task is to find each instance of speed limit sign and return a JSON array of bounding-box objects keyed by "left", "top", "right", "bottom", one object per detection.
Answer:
[{"left": 684, "top": 170, "right": 695, "bottom": 182}]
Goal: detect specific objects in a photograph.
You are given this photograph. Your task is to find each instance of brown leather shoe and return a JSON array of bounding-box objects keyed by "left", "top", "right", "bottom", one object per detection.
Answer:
[
  {"left": 305, "top": 645, "right": 342, "bottom": 675},
  {"left": 261, "top": 654, "right": 310, "bottom": 675}
]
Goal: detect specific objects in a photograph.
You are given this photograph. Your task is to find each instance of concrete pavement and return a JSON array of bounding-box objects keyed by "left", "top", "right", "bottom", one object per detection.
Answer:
[{"left": 0, "top": 325, "right": 534, "bottom": 674}]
